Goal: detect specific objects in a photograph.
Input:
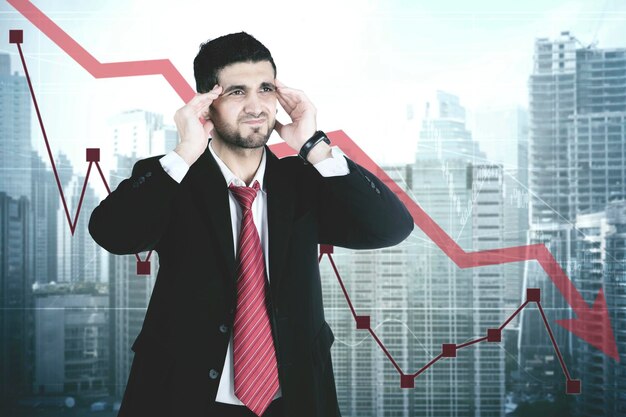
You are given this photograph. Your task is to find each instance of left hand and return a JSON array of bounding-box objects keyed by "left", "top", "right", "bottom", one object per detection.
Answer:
[{"left": 273, "top": 79, "right": 317, "bottom": 152}]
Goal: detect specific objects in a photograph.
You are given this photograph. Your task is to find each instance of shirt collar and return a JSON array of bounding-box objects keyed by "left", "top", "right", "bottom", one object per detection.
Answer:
[{"left": 208, "top": 139, "right": 266, "bottom": 191}]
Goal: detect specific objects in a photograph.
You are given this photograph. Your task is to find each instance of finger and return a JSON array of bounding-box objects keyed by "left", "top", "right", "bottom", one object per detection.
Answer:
[
  {"left": 276, "top": 86, "right": 306, "bottom": 111},
  {"left": 199, "top": 102, "right": 213, "bottom": 120},
  {"left": 194, "top": 89, "right": 222, "bottom": 117},
  {"left": 190, "top": 85, "right": 222, "bottom": 104},
  {"left": 196, "top": 85, "right": 223, "bottom": 102},
  {"left": 276, "top": 92, "right": 295, "bottom": 114},
  {"left": 196, "top": 88, "right": 222, "bottom": 103},
  {"left": 276, "top": 80, "right": 304, "bottom": 96},
  {"left": 188, "top": 94, "right": 220, "bottom": 116}
]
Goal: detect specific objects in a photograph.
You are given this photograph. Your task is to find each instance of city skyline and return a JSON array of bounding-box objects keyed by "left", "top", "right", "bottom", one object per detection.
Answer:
[
  {"left": 2, "top": 2, "right": 626, "bottom": 416},
  {"left": 1, "top": 0, "right": 626, "bottom": 173}
]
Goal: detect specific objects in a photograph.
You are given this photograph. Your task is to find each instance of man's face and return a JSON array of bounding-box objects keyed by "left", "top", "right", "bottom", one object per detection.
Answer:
[{"left": 209, "top": 60, "right": 277, "bottom": 149}]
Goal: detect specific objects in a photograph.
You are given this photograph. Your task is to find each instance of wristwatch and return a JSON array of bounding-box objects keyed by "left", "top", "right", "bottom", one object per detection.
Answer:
[{"left": 298, "top": 131, "right": 330, "bottom": 165}]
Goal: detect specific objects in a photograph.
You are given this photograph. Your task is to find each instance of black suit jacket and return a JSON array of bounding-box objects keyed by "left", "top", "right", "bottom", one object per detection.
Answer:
[{"left": 88, "top": 142, "right": 414, "bottom": 417}]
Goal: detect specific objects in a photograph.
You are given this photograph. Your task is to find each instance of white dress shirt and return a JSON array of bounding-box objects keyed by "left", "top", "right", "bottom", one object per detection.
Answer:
[{"left": 159, "top": 139, "right": 349, "bottom": 405}]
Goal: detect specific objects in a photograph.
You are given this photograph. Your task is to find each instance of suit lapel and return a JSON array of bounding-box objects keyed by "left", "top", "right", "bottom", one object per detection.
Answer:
[
  {"left": 264, "top": 147, "right": 295, "bottom": 298},
  {"left": 187, "top": 145, "right": 236, "bottom": 301},
  {"left": 187, "top": 143, "right": 295, "bottom": 304}
]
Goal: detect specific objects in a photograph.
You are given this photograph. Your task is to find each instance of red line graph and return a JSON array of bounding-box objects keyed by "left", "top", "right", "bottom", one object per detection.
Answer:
[
  {"left": 6, "top": 0, "right": 619, "bottom": 371},
  {"left": 319, "top": 245, "right": 581, "bottom": 392},
  {"left": 10, "top": 28, "right": 153, "bottom": 268}
]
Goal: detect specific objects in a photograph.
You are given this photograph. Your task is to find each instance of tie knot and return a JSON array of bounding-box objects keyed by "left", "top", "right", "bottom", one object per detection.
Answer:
[{"left": 228, "top": 180, "right": 260, "bottom": 212}]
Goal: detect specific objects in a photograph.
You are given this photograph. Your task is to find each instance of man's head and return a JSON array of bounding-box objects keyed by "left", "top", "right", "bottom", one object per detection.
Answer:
[
  {"left": 194, "top": 32, "right": 278, "bottom": 150},
  {"left": 194, "top": 32, "right": 276, "bottom": 94}
]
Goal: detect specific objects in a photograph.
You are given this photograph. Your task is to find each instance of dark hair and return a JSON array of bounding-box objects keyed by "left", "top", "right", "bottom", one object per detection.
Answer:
[{"left": 193, "top": 32, "right": 277, "bottom": 93}]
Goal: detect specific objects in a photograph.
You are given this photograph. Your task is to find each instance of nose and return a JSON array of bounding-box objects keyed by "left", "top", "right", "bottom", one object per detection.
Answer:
[{"left": 243, "top": 91, "right": 263, "bottom": 116}]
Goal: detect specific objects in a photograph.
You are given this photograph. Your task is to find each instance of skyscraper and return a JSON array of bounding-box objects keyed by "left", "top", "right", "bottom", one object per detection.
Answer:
[
  {"left": 33, "top": 283, "right": 109, "bottom": 397},
  {"left": 470, "top": 164, "right": 506, "bottom": 417},
  {"left": 523, "top": 31, "right": 626, "bottom": 406},
  {"left": 321, "top": 162, "right": 415, "bottom": 417},
  {"left": 0, "top": 54, "right": 31, "bottom": 201},
  {"left": 408, "top": 91, "right": 505, "bottom": 416},
  {"left": 0, "top": 193, "right": 32, "bottom": 409},
  {"left": 573, "top": 200, "right": 626, "bottom": 417},
  {"left": 30, "top": 152, "right": 60, "bottom": 284}
]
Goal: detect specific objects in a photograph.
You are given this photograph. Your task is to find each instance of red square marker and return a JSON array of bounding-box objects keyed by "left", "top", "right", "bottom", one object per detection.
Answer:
[
  {"left": 442, "top": 344, "right": 456, "bottom": 357},
  {"left": 355, "top": 315, "right": 370, "bottom": 330},
  {"left": 9, "top": 30, "right": 23, "bottom": 44},
  {"left": 566, "top": 379, "right": 581, "bottom": 394},
  {"left": 136, "top": 260, "right": 151, "bottom": 275},
  {"left": 527, "top": 288, "right": 541, "bottom": 303},
  {"left": 319, "top": 244, "right": 334, "bottom": 254},
  {"left": 487, "top": 328, "right": 501, "bottom": 342},
  {"left": 86, "top": 148, "right": 100, "bottom": 162},
  {"left": 400, "top": 374, "right": 414, "bottom": 388}
]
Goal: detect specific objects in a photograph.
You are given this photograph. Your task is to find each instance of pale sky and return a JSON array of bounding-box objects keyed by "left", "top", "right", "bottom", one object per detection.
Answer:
[{"left": 1, "top": 0, "right": 626, "bottom": 194}]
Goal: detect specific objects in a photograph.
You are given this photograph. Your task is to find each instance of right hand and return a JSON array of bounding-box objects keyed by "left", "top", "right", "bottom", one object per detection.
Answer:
[{"left": 173, "top": 84, "right": 223, "bottom": 166}]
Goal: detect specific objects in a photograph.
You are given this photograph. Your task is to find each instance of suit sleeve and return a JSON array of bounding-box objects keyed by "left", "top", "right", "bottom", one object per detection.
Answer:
[
  {"left": 88, "top": 155, "right": 179, "bottom": 255},
  {"left": 316, "top": 156, "right": 414, "bottom": 249}
]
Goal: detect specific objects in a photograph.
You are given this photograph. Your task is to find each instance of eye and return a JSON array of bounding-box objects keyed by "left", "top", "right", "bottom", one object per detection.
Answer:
[
  {"left": 231, "top": 89, "right": 244, "bottom": 96},
  {"left": 261, "top": 86, "right": 275, "bottom": 93}
]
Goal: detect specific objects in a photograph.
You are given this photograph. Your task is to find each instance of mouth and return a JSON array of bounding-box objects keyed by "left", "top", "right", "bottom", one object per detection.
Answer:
[{"left": 242, "top": 118, "right": 266, "bottom": 125}]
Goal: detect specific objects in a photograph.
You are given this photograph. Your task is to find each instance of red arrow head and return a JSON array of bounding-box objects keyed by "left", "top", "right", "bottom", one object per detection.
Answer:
[{"left": 556, "top": 288, "right": 620, "bottom": 362}]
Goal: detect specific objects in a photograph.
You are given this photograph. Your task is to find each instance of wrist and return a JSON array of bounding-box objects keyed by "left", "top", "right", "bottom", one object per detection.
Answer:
[
  {"left": 174, "top": 143, "right": 204, "bottom": 166},
  {"left": 298, "top": 131, "right": 331, "bottom": 165},
  {"left": 305, "top": 142, "right": 332, "bottom": 164}
]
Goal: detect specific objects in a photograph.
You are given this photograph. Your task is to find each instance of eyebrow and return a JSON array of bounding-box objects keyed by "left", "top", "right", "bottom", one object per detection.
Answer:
[
  {"left": 222, "top": 82, "right": 276, "bottom": 94},
  {"left": 260, "top": 82, "right": 276, "bottom": 90},
  {"left": 222, "top": 84, "right": 246, "bottom": 94}
]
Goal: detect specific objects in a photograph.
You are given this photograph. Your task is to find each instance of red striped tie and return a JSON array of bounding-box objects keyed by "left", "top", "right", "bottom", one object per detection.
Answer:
[{"left": 228, "top": 180, "right": 279, "bottom": 417}]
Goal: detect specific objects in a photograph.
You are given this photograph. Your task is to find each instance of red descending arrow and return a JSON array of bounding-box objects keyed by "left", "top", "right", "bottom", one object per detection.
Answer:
[
  {"left": 8, "top": 0, "right": 619, "bottom": 361},
  {"left": 270, "top": 138, "right": 619, "bottom": 362}
]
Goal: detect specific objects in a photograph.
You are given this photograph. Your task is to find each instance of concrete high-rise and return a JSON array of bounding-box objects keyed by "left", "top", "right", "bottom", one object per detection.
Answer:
[
  {"left": 0, "top": 54, "right": 31, "bottom": 201},
  {"left": 0, "top": 193, "right": 33, "bottom": 410},
  {"left": 408, "top": 92, "right": 506, "bottom": 417},
  {"left": 33, "top": 283, "right": 109, "bottom": 398},
  {"left": 31, "top": 152, "right": 60, "bottom": 284},
  {"left": 470, "top": 164, "right": 506, "bottom": 417},
  {"left": 108, "top": 109, "right": 178, "bottom": 161},
  {"left": 320, "top": 161, "right": 415, "bottom": 417},
  {"left": 523, "top": 31, "right": 626, "bottom": 403},
  {"left": 573, "top": 200, "right": 626, "bottom": 417}
]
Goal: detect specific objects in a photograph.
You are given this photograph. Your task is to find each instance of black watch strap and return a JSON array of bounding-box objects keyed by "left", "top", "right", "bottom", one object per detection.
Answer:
[{"left": 298, "top": 131, "right": 330, "bottom": 165}]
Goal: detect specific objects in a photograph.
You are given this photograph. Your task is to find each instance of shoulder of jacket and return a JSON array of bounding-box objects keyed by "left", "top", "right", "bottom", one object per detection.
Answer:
[{"left": 131, "top": 154, "right": 167, "bottom": 175}]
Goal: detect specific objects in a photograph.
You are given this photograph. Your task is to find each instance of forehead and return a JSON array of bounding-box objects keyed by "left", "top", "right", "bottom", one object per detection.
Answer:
[{"left": 216, "top": 61, "right": 275, "bottom": 86}]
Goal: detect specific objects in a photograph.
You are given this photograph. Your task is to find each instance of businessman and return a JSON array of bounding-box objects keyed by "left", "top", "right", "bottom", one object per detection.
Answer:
[{"left": 89, "top": 32, "right": 414, "bottom": 417}]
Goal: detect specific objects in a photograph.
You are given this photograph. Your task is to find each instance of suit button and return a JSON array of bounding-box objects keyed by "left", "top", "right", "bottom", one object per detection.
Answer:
[
  {"left": 138, "top": 176, "right": 145, "bottom": 184},
  {"left": 209, "top": 369, "right": 219, "bottom": 379},
  {"left": 145, "top": 171, "right": 152, "bottom": 177},
  {"left": 219, "top": 324, "right": 228, "bottom": 334}
]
